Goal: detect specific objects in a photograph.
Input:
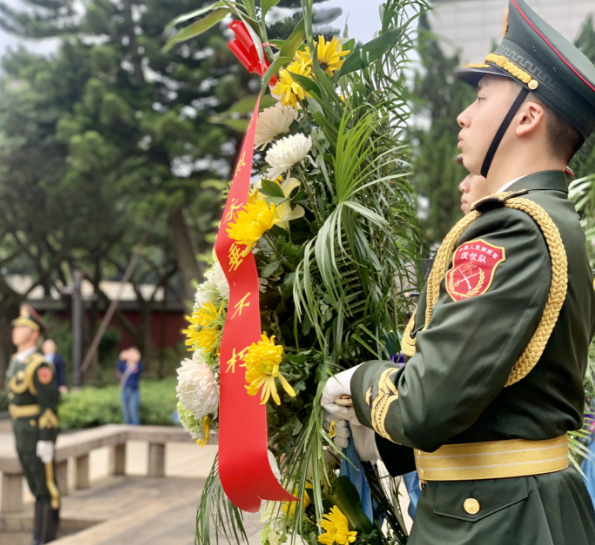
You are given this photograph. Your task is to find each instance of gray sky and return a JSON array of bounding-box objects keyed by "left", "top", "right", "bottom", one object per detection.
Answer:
[{"left": 0, "top": 0, "right": 393, "bottom": 59}]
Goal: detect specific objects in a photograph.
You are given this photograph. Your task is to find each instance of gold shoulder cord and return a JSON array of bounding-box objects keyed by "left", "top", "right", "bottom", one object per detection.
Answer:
[
  {"left": 8, "top": 353, "right": 47, "bottom": 395},
  {"left": 401, "top": 196, "right": 568, "bottom": 387}
]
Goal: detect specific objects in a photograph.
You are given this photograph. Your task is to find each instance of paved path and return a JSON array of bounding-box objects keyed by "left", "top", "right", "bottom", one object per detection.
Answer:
[{"left": 0, "top": 420, "right": 412, "bottom": 545}]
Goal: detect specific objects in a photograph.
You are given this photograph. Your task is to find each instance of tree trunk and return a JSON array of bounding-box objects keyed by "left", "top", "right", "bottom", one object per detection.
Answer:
[{"left": 168, "top": 207, "right": 203, "bottom": 301}]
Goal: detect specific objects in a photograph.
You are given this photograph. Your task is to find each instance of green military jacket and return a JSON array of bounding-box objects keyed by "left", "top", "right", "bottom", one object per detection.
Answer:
[
  {"left": 7, "top": 350, "right": 59, "bottom": 451},
  {"left": 352, "top": 171, "right": 595, "bottom": 543}
]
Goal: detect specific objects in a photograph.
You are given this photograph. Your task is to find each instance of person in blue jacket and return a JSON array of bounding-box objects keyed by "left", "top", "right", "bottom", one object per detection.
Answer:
[{"left": 115, "top": 347, "right": 143, "bottom": 425}]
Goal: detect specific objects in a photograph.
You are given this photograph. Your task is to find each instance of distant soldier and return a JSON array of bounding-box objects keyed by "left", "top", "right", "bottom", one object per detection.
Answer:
[{"left": 7, "top": 304, "right": 59, "bottom": 544}]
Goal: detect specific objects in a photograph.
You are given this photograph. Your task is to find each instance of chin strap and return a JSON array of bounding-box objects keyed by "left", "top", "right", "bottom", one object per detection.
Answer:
[{"left": 481, "top": 87, "right": 530, "bottom": 178}]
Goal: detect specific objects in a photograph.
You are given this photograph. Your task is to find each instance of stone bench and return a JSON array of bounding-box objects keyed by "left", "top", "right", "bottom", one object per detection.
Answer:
[{"left": 0, "top": 424, "right": 203, "bottom": 514}]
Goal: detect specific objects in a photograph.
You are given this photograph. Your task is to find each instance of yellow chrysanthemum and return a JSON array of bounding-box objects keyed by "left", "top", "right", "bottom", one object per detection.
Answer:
[
  {"left": 226, "top": 198, "right": 279, "bottom": 256},
  {"left": 294, "top": 49, "right": 313, "bottom": 70},
  {"left": 283, "top": 483, "right": 312, "bottom": 516},
  {"left": 182, "top": 316, "right": 201, "bottom": 349},
  {"left": 244, "top": 333, "right": 296, "bottom": 405},
  {"left": 196, "top": 416, "right": 211, "bottom": 448},
  {"left": 272, "top": 60, "right": 313, "bottom": 110},
  {"left": 248, "top": 187, "right": 263, "bottom": 205},
  {"left": 309, "top": 36, "right": 351, "bottom": 76},
  {"left": 196, "top": 327, "right": 219, "bottom": 354},
  {"left": 194, "top": 302, "right": 221, "bottom": 328},
  {"left": 318, "top": 506, "right": 357, "bottom": 545}
]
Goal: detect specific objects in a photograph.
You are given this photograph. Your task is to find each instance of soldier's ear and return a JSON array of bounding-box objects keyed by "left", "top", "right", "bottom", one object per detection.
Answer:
[{"left": 515, "top": 100, "right": 546, "bottom": 138}]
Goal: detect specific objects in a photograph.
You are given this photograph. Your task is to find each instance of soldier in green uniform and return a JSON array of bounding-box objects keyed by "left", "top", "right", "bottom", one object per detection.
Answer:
[
  {"left": 323, "top": 1, "right": 595, "bottom": 543},
  {"left": 7, "top": 304, "right": 60, "bottom": 544}
]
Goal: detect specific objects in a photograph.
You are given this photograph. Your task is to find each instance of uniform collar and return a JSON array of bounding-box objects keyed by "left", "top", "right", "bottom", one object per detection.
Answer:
[
  {"left": 17, "top": 346, "right": 37, "bottom": 363},
  {"left": 506, "top": 170, "right": 568, "bottom": 194}
]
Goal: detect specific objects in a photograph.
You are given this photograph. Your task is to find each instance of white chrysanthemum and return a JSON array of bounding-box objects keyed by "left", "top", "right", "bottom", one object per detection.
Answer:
[
  {"left": 176, "top": 359, "right": 219, "bottom": 419},
  {"left": 254, "top": 102, "right": 299, "bottom": 151},
  {"left": 265, "top": 134, "right": 312, "bottom": 180},
  {"left": 194, "top": 282, "right": 219, "bottom": 309},
  {"left": 205, "top": 260, "right": 230, "bottom": 301}
]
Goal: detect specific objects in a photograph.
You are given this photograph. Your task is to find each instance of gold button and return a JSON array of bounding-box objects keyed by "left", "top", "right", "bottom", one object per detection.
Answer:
[
  {"left": 8, "top": 392, "right": 14, "bottom": 399},
  {"left": 29, "top": 419, "right": 37, "bottom": 427},
  {"left": 528, "top": 79, "right": 539, "bottom": 90},
  {"left": 463, "top": 498, "right": 480, "bottom": 515}
]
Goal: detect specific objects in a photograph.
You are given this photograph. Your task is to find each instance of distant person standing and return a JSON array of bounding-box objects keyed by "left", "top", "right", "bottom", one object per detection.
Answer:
[
  {"left": 115, "top": 347, "right": 143, "bottom": 425},
  {"left": 42, "top": 339, "right": 68, "bottom": 395}
]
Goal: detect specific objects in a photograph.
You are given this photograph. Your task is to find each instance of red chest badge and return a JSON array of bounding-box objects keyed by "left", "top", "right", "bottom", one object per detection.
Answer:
[
  {"left": 446, "top": 239, "right": 506, "bottom": 302},
  {"left": 37, "top": 367, "right": 53, "bottom": 385}
]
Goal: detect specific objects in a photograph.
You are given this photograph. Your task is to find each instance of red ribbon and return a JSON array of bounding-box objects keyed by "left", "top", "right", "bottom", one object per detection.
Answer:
[
  {"left": 214, "top": 95, "right": 297, "bottom": 512},
  {"left": 228, "top": 21, "right": 278, "bottom": 86}
]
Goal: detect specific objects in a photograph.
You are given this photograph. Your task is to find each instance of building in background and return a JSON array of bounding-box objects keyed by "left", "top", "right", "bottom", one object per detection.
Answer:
[
  {"left": 6, "top": 275, "right": 185, "bottom": 352},
  {"left": 428, "top": 0, "right": 595, "bottom": 63}
]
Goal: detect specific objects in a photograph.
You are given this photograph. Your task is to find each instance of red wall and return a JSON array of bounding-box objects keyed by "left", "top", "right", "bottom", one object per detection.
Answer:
[{"left": 47, "top": 309, "right": 186, "bottom": 350}]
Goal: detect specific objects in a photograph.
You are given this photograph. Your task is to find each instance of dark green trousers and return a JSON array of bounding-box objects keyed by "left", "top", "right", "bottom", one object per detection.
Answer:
[
  {"left": 13, "top": 417, "right": 60, "bottom": 508},
  {"left": 410, "top": 467, "right": 595, "bottom": 544}
]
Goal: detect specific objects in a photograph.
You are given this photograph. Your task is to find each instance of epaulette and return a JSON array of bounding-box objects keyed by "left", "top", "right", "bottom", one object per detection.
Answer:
[{"left": 470, "top": 189, "right": 529, "bottom": 213}]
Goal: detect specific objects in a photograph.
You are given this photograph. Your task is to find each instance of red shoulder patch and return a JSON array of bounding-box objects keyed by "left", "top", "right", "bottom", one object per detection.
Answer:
[
  {"left": 446, "top": 239, "right": 506, "bottom": 302},
  {"left": 37, "top": 367, "right": 53, "bottom": 385}
]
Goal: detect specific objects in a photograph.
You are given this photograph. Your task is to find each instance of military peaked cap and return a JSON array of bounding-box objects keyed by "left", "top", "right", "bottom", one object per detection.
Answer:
[{"left": 457, "top": 0, "right": 595, "bottom": 139}]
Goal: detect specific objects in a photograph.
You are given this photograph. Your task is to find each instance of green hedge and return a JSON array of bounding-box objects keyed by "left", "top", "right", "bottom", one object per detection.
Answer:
[{"left": 58, "top": 378, "right": 178, "bottom": 429}]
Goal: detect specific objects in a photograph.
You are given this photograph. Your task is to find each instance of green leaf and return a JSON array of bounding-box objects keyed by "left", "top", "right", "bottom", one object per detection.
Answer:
[
  {"left": 261, "top": 261, "right": 281, "bottom": 277},
  {"left": 261, "top": 179, "right": 286, "bottom": 198},
  {"left": 260, "top": 95, "right": 278, "bottom": 110},
  {"left": 338, "top": 25, "right": 405, "bottom": 78},
  {"left": 223, "top": 118, "right": 250, "bottom": 132},
  {"left": 162, "top": 8, "right": 230, "bottom": 53},
  {"left": 242, "top": 0, "right": 257, "bottom": 19},
  {"left": 341, "top": 38, "right": 356, "bottom": 55},
  {"left": 164, "top": 2, "right": 226, "bottom": 33},
  {"left": 279, "top": 18, "right": 306, "bottom": 61},
  {"left": 268, "top": 39, "right": 285, "bottom": 49},
  {"left": 286, "top": 71, "right": 321, "bottom": 97},
  {"left": 332, "top": 476, "right": 374, "bottom": 532},
  {"left": 227, "top": 95, "right": 261, "bottom": 115},
  {"left": 262, "top": 0, "right": 282, "bottom": 17},
  {"left": 261, "top": 56, "right": 292, "bottom": 90},
  {"left": 264, "top": 195, "right": 288, "bottom": 207}
]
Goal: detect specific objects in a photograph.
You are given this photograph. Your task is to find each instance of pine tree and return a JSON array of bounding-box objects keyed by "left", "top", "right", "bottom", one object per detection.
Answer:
[
  {"left": 0, "top": 0, "right": 255, "bottom": 300},
  {"left": 0, "top": 0, "right": 254, "bottom": 379}
]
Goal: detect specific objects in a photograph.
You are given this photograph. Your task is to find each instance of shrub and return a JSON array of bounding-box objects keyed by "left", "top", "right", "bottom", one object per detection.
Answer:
[{"left": 58, "top": 378, "right": 178, "bottom": 429}]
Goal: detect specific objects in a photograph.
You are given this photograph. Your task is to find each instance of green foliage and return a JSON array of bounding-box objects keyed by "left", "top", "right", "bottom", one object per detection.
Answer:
[
  {"left": 58, "top": 378, "right": 178, "bottom": 429},
  {"left": 409, "top": 13, "right": 476, "bottom": 246},
  {"left": 570, "top": 16, "right": 595, "bottom": 179},
  {"left": 179, "top": 1, "right": 427, "bottom": 544},
  {"left": 0, "top": 0, "right": 258, "bottom": 378}
]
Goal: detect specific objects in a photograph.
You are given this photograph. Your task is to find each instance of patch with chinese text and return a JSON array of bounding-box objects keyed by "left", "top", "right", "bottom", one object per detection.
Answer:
[
  {"left": 37, "top": 367, "right": 53, "bottom": 385},
  {"left": 446, "top": 239, "right": 506, "bottom": 301}
]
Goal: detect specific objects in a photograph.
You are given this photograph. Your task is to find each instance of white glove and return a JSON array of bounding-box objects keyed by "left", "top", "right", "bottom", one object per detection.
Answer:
[
  {"left": 351, "top": 422, "right": 380, "bottom": 462},
  {"left": 324, "top": 414, "right": 351, "bottom": 449},
  {"left": 321, "top": 365, "right": 362, "bottom": 424},
  {"left": 36, "top": 441, "right": 54, "bottom": 464}
]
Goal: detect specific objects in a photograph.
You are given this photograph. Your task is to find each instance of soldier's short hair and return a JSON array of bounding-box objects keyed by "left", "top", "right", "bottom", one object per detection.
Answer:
[{"left": 531, "top": 94, "right": 585, "bottom": 163}]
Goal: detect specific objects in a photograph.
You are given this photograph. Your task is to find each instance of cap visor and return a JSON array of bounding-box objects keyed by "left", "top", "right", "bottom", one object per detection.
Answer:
[
  {"left": 455, "top": 64, "right": 513, "bottom": 87},
  {"left": 12, "top": 318, "right": 39, "bottom": 331}
]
